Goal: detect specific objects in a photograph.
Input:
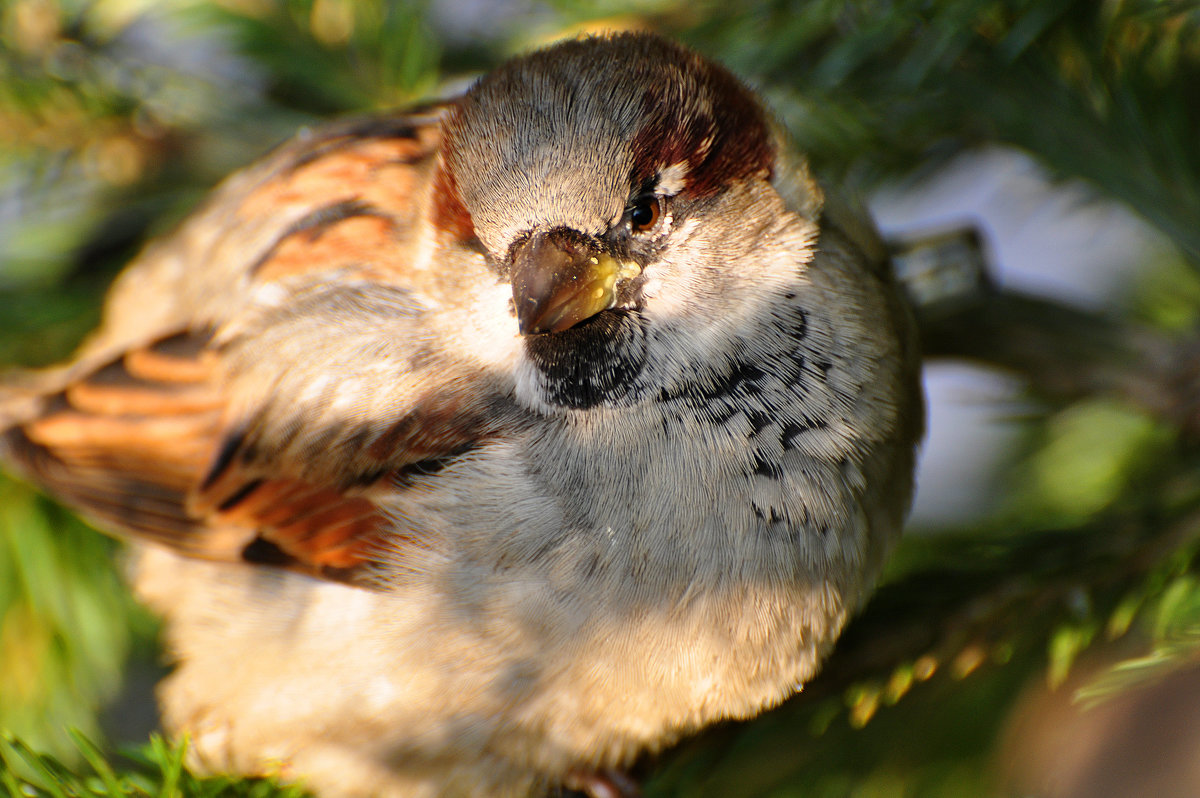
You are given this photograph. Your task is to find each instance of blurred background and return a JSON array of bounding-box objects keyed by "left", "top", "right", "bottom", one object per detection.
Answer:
[{"left": 2, "top": 0, "right": 1200, "bottom": 796}]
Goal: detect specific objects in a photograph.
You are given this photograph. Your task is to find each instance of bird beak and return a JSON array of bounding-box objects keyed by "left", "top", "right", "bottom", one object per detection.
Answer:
[{"left": 510, "top": 229, "right": 641, "bottom": 335}]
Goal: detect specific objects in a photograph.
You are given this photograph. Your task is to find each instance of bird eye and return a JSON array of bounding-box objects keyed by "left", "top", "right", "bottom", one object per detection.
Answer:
[{"left": 628, "top": 196, "right": 662, "bottom": 234}]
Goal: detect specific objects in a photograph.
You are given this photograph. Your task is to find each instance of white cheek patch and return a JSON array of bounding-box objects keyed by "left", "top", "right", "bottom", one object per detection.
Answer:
[
  {"left": 639, "top": 217, "right": 701, "bottom": 312},
  {"left": 513, "top": 356, "right": 557, "bottom": 415},
  {"left": 460, "top": 279, "right": 524, "bottom": 369},
  {"left": 657, "top": 162, "right": 690, "bottom": 196}
]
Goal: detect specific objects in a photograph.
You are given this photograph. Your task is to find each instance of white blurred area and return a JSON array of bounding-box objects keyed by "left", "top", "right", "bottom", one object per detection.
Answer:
[{"left": 870, "top": 147, "right": 1169, "bottom": 529}]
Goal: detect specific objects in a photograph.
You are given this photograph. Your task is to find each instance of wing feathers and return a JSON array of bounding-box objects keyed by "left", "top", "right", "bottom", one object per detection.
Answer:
[
  {"left": 0, "top": 110, "right": 497, "bottom": 587},
  {"left": 3, "top": 331, "right": 404, "bottom": 582}
]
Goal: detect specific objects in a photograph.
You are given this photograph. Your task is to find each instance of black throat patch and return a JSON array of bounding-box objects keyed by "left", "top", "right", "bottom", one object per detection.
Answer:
[{"left": 523, "top": 309, "right": 648, "bottom": 409}]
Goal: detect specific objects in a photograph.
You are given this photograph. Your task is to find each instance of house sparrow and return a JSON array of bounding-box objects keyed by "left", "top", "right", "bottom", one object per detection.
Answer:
[{"left": 0, "top": 32, "right": 922, "bottom": 798}]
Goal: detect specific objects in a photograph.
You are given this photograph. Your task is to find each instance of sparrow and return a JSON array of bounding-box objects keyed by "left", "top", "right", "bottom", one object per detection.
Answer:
[{"left": 0, "top": 32, "right": 923, "bottom": 798}]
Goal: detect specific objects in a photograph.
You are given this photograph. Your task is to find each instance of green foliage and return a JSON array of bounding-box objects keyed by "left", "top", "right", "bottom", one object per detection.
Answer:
[
  {"left": 3, "top": 0, "right": 1200, "bottom": 795},
  {"left": 1007, "top": 397, "right": 1174, "bottom": 526},
  {"left": 682, "top": 0, "right": 1200, "bottom": 259},
  {"left": 1078, "top": 547, "right": 1200, "bottom": 706},
  {"left": 0, "top": 474, "right": 146, "bottom": 761},
  {"left": 0, "top": 732, "right": 307, "bottom": 797},
  {"left": 1126, "top": 250, "right": 1200, "bottom": 331},
  {"left": 195, "top": 0, "right": 444, "bottom": 112}
]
